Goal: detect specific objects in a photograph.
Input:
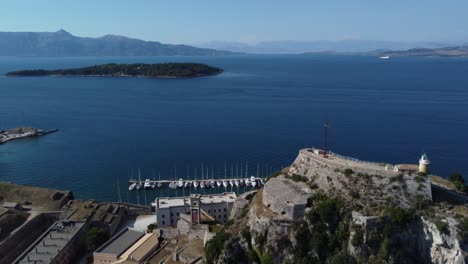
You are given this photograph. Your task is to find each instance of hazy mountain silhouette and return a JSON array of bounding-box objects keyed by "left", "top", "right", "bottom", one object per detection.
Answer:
[
  {"left": 196, "top": 40, "right": 455, "bottom": 54},
  {"left": 0, "top": 30, "right": 233, "bottom": 56}
]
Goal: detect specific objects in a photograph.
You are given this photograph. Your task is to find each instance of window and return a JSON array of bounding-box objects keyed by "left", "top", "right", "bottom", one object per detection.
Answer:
[
  {"left": 162, "top": 221, "right": 165, "bottom": 225},
  {"left": 177, "top": 212, "right": 179, "bottom": 216},
  {"left": 224, "top": 208, "right": 227, "bottom": 212},
  {"left": 162, "top": 214, "right": 165, "bottom": 219},
  {"left": 208, "top": 210, "right": 211, "bottom": 213},
  {"left": 171, "top": 213, "right": 173, "bottom": 217}
]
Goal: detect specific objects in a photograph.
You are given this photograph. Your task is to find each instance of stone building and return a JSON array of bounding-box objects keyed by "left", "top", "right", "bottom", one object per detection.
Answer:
[
  {"left": 93, "top": 228, "right": 160, "bottom": 264},
  {"left": 262, "top": 177, "right": 312, "bottom": 221},
  {"left": 14, "top": 220, "right": 86, "bottom": 264},
  {"left": 154, "top": 192, "right": 236, "bottom": 228}
]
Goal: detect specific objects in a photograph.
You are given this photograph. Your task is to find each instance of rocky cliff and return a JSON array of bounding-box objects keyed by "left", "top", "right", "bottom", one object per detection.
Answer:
[{"left": 207, "top": 149, "right": 467, "bottom": 264}]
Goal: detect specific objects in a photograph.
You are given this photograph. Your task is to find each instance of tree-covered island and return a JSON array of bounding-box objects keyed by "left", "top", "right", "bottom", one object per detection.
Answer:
[{"left": 5, "top": 63, "right": 223, "bottom": 78}]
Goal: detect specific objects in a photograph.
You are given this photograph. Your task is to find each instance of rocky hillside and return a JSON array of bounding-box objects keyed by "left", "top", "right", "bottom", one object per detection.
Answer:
[{"left": 206, "top": 150, "right": 468, "bottom": 264}]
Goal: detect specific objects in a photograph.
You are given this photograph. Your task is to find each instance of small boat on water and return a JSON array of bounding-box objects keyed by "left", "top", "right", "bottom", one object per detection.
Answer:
[
  {"left": 128, "top": 183, "right": 136, "bottom": 191},
  {"left": 234, "top": 179, "right": 239, "bottom": 187},
  {"left": 379, "top": 55, "right": 390, "bottom": 59},
  {"left": 229, "top": 180, "right": 234, "bottom": 187},
  {"left": 222, "top": 180, "right": 228, "bottom": 188},
  {"left": 210, "top": 180, "right": 215, "bottom": 188},
  {"left": 239, "top": 179, "right": 244, "bottom": 185},
  {"left": 151, "top": 172, "right": 156, "bottom": 189},
  {"left": 157, "top": 173, "right": 163, "bottom": 188},
  {"left": 171, "top": 181, "right": 178, "bottom": 189},
  {"left": 251, "top": 176, "right": 257, "bottom": 187},
  {"left": 136, "top": 169, "right": 142, "bottom": 190},
  {"left": 216, "top": 180, "right": 222, "bottom": 187},
  {"left": 186, "top": 181, "right": 192, "bottom": 188},
  {"left": 200, "top": 180, "right": 205, "bottom": 189},
  {"left": 184, "top": 181, "right": 190, "bottom": 188},
  {"left": 245, "top": 178, "right": 250, "bottom": 186},
  {"left": 177, "top": 179, "right": 184, "bottom": 188},
  {"left": 144, "top": 179, "right": 151, "bottom": 189}
]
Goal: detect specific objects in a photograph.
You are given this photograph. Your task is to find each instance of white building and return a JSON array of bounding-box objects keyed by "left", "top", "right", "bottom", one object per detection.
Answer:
[{"left": 154, "top": 192, "right": 237, "bottom": 228}]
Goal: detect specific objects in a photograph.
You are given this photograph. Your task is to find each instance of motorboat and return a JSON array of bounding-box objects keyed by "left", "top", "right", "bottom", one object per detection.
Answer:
[
  {"left": 229, "top": 180, "right": 234, "bottom": 187},
  {"left": 128, "top": 183, "right": 136, "bottom": 191},
  {"left": 210, "top": 180, "right": 215, "bottom": 188},
  {"left": 193, "top": 180, "right": 199, "bottom": 189},
  {"left": 245, "top": 178, "right": 250, "bottom": 186},
  {"left": 144, "top": 179, "right": 151, "bottom": 189},
  {"left": 222, "top": 180, "right": 228, "bottom": 188},
  {"left": 216, "top": 180, "right": 222, "bottom": 187},
  {"left": 177, "top": 179, "right": 184, "bottom": 188},
  {"left": 200, "top": 180, "right": 205, "bottom": 189},
  {"left": 251, "top": 176, "right": 257, "bottom": 187},
  {"left": 234, "top": 179, "right": 239, "bottom": 187},
  {"left": 239, "top": 179, "right": 244, "bottom": 185}
]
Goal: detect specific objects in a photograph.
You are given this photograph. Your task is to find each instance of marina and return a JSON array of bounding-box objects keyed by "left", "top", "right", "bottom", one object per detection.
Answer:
[{"left": 127, "top": 176, "right": 267, "bottom": 191}]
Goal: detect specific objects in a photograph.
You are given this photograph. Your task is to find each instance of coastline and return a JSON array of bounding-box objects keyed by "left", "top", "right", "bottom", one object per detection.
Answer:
[{"left": 5, "top": 71, "right": 223, "bottom": 79}]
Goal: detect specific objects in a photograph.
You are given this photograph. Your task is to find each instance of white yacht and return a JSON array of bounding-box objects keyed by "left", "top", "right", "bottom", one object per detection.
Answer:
[
  {"left": 245, "top": 178, "right": 250, "bottom": 186},
  {"left": 177, "top": 179, "right": 184, "bottom": 188},
  {"left": 200, "top": 180, "right": 205, "bottom": 189},
  {"left": 216, "top": 180, "right": 222, "bottom": 187},
  {"left": 193, "top": 180, "right": 199, "bottom": 189},
  {"left": 210, "top": 180, "right": 215, "bottom": 188},
  {"left": 251, "top": 176, "right": 257, "bottom": 187},
  {"left": 128, "top": 183, "right": 136, "bottom": 191},
  {"left": 234, "top": 179, "right": 239, "bottom": 187},
  {"left": 222, "top": 180, "right": 228, "bottom": 188},
  {"left": 144, "top": 179, "right": 151, "bottom": 189},
  {"left": 379, "top": 55, "right": 390, "bottom": 59}
]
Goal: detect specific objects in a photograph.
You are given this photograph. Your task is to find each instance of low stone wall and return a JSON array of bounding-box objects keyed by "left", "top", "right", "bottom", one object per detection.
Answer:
[
  {"left": 0, "top": 212, "right": 60, "bottom": 264},
  {"left": 431, "top": 185, "right": 468, "bottom": 205}
]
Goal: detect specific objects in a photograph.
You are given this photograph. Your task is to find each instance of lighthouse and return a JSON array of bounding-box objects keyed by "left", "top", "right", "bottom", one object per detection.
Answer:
[{"left": 418, "top": 153, "right": 430, "bottom": 175}]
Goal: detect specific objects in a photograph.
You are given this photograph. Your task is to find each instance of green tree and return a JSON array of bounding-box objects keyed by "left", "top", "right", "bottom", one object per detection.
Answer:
[
  {"left": 448, "top": 173, "right": 465, "bottom": 184},
  {"left": 85, "top": 227, "right": 109, "bottom": 252}
]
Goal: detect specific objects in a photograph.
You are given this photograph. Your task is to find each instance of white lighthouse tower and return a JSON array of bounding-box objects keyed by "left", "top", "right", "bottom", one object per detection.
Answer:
[{"left": 418, "top": 153, "right": 430, "bottom": 175}]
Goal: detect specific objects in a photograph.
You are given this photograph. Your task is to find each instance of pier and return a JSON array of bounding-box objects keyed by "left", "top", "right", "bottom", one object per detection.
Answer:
[
  {"left": 0, "top": 127, "right": 59, "bottom": 144},
  {"left": 127, "top": 177, "right": 268, "bottom": 191}
]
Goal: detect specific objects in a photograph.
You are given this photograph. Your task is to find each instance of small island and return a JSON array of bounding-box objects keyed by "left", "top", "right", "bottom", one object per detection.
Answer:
[{"left": 5, "top": 63, "right": 223, "bottom": 78}]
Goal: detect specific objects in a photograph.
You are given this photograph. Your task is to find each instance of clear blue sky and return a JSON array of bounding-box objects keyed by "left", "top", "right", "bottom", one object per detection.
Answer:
[{"left": 1, "top": 0, "right": 467, "bottom": 44}]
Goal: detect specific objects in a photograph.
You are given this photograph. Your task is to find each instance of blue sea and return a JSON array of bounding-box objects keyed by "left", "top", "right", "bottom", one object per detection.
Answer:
[{"left": 0, "top": 55, "right": 467, "bottom": 203}]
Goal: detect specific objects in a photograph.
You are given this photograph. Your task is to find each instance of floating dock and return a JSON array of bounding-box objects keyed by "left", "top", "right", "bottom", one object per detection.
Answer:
[{"left": 127, "top": 177, "right": 267, "bottom": 190}]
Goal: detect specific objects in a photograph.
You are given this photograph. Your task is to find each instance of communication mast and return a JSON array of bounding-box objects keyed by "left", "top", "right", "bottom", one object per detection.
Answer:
[{"left": 323, "top": 120, "right": 329, "bottom": 157}]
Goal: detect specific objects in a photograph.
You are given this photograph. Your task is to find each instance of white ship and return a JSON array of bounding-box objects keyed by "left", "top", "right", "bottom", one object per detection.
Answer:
[{"left": 379, "top": 55, "right": 390, "bottom": 59}]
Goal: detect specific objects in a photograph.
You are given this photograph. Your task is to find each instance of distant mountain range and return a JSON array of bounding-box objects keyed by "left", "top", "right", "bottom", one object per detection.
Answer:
[
  {"left": 195, "top": 40, "right": 460, "bottom": 54},
  {"left": 374, "top": 46, "right": 468, "bottom": 57},
  {"left": 0, "top": 30, "right": 233, "bottom": 57}
]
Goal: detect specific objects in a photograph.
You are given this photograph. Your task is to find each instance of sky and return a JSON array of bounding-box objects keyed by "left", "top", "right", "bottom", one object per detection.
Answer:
[{"left": 0, "top": 0, "right": 467, "bottom": 44}]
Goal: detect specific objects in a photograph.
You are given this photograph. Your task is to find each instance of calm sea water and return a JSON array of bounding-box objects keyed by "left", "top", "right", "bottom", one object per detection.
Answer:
[{"left": 0, "top": 55, "right": 467, "bottom": 202}]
